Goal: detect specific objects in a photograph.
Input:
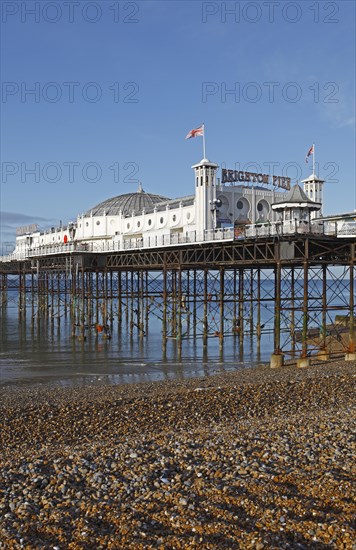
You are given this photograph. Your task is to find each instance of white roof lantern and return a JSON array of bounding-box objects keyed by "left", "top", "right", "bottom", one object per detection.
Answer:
[
  {"left": 301, "top": 173, "right": 325, "bottom": 184},
  {"left": 272, "top": 183, "right": 321, "bottom": 212},
  {"left": 191, "top": 158, "right": 219, "bottom": 169}
]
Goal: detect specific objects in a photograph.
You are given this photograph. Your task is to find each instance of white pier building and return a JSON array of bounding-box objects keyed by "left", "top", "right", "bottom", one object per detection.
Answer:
[{"left": 7, "top": 155, "right": 343, "bottom": 260}]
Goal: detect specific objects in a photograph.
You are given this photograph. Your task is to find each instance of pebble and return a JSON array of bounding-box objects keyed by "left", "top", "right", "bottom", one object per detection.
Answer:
[{"left": 0, "top": 359, "right": 355, "bottom": 548}]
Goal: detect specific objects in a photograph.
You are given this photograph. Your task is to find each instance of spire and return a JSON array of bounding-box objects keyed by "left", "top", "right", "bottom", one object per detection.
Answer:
[{"left": 137, "top": 182, "right": 143, "bottom": 193}]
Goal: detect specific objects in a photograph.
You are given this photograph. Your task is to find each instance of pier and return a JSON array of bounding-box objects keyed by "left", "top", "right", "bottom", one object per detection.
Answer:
[{"left": 1, "top": 233, "right": 355, "bottom": 366}]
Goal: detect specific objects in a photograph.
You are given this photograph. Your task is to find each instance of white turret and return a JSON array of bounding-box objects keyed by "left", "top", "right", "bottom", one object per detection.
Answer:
[
  {"left": 192, "top": 158, "right": 219, "bottom": 233},
  {"left": 301, "top": 173, "right": 325, "bottom": 219}
]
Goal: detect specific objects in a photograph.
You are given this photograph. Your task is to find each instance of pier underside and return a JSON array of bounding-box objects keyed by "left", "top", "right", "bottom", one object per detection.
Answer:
[{"left": 1, "top": 236, "right": 355, "bottom": 365}]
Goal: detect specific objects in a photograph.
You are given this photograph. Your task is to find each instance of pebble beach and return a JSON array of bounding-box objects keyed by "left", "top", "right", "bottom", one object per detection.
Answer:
[{"left": 0, "top": 359, "right": 355, "bottom": 549}]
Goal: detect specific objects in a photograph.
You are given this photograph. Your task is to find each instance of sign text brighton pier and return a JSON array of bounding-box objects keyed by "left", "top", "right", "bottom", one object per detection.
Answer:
[{"left": 222, "top": 168, "right": 291, "bottom": 190}]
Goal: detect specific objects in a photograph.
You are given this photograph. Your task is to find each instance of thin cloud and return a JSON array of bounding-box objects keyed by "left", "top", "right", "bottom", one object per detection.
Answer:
[
  {"left": 0, "top": 211, "right": 52, "bottom": 225},
  {"left": 320, "top": 99, "right": 355, "bottom": 129}
]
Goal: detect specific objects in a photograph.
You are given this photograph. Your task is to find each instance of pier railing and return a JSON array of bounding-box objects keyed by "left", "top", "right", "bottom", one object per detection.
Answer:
[
  {"left": 0, "top": 228, "right": 235, "bottom": 261},
  {"left": 122, "top": 227, "right": 235, "bottom": 250},
  {"left": 245, "top": 220, "right": 335, "bottom": 238},
  {"left": 0, "top": 220, "right": 350, "bottom": 263}
]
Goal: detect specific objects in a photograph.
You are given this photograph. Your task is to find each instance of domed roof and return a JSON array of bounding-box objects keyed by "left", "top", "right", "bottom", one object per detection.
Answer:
[{"left": 86, "top": 185, "right": 170, "bottom": 217}]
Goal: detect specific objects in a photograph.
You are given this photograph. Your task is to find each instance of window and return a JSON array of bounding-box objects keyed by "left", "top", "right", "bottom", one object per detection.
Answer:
[
  {"left": 148, "top": 219, "right": 152, "bottom": 226},
  {"left": 186, "top": 212, "right": 191, "bottom": 220},
  {"left": 237, "top": 200, "right": 243, "bottom": 210},
  {"left": 127, "top": 223, "right": 130, "bottom": 229},
  {"left": 160, "top": 217, "right": 164, "bottom": 224},
  {"left": 96, "top": 221, "right": 100, "bottom": 225},
  {"left": 257, "top": 203, "right": 263, "bottom": 212},
  {"left": 137, "top": 221, "right": 141, "bottom": 228},
  {"left": 172, "top": 214, "right": 176, "bottom": 222}
]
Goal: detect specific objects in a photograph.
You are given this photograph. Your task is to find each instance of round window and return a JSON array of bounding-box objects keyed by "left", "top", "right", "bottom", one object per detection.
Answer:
[
  {"left": 172, "top": 214, "right": 176, "bottom": 222},
  {"left": 96, "top": 221, "right": 100, "bottom": 225},
  {"left": 148, "top": 219, "right": 152, "bottom": 226},
  {"left": 237, "top": 200, "right": 244, "bottom": 210},
  {"left": 187, "top": 212, "right": 191, "bottom": 220},
  {"left": 86, "top": 222, "right": 89, "bottom": 227},
  {"left": 160, "top": 217, "right": 164, "bottom": 224},
  {"left": 127, "top": 223, "right": 130, "bottom": 229},
  {"left": 257, "top": 203, "right": 263, "bottom": 212}
]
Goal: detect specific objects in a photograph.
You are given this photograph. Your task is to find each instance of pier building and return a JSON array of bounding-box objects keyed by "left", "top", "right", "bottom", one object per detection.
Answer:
[
  {"left": 1, "top": 154, "right": 355, "bottom": 368},
  {"left": 12, "top": 156, "right": 325, "bottom": 257}
]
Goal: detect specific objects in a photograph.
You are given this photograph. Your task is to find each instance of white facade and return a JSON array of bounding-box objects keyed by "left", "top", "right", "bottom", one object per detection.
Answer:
[
  {"left": 301, "top": 173, "right": 325, "bottom": 219},
  {"left": 215, "top": 184, "right": 285, "bottom": 227},
  {"left": 13, "top": 157, "right": 324, "bottom": 256}
]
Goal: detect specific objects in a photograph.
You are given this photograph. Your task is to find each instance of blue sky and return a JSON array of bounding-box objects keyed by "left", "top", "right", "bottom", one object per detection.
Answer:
[{"left": 1, "top": 0, "right": 355, "bottom": 247}]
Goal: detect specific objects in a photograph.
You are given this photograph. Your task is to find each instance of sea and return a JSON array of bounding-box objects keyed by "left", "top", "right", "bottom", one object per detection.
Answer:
[{"left": 0, "top": 278, "right": 351, "bottom": 387}]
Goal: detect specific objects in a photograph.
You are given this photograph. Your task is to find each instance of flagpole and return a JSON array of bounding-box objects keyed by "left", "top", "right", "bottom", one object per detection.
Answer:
[
  {"left": 313, "top": 143, "right": 316, "bottom": 176},
  {"left": 203, "top": 123, "right": 206, "bottom": 159}
]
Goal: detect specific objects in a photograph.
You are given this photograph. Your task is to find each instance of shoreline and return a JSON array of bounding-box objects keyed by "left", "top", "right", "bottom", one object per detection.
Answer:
[
  {"left": 0, "top": 359, "right": 355, "bottom": 548},
  {"left": 0, "top": 352, "right": 351, "bottom": 395}
]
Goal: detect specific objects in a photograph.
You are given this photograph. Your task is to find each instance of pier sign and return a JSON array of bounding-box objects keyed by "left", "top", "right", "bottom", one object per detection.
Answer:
[
  {"left": 16, "top": 223, "right": 38, "bottom": 236},
  {"left": 222, "top": 168, "right": 291, "bottom": 190}
]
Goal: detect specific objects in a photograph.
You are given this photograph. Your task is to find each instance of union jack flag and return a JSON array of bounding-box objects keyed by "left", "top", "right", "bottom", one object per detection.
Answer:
[
  {"left": 185, "top": 125, "right": 204, "bottom": 139},
  {"left": 305, "top": 144, "right": 314, "bottom": 163}
]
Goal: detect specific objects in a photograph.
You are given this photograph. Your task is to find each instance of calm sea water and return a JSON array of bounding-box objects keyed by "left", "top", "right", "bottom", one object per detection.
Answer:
[
  {"left": 0, "top": 278, "right": 350, "bottom": 387},
  {"left": 0, "top": 309, "right": 272, "bottom": 387}
]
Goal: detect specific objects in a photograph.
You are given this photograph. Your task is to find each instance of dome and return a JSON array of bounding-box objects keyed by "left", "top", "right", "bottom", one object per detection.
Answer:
[{"left": 86, "top": 185, "right": 170, "bottom": 217}]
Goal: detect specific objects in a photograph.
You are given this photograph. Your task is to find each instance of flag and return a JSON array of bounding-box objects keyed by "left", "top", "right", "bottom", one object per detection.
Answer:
[
  {"left": 185, "top": 125, "right": 204, "bottom": 140},
  {"left": 305, "top": 144, "right": 314, "bottom": 163}
]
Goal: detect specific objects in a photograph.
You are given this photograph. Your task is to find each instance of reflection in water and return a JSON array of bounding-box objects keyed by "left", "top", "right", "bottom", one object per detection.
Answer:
[{"left": 0, "top": 304, "right": 271, "bottom": 387}]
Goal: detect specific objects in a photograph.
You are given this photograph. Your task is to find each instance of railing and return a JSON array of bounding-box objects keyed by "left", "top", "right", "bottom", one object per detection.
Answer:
[
  {"left": 337, "top": 226, "right": 356, "bottom": 237},
  {"left": 122, "top": 228, "right": 234, "bottom": 250},
  {"left": 0, "top": 242, "right": 92, "bottom": 262},
  {"left": 0, "top": 228, "right": 234, "bottom": 261},
  {"left": 245, "top": 220, "right": 330, "bottom": 238},
  {"left": 0, "top": 251, "right": 28, "bottom": 263},
  {"left": 0, "top": 221, "right": 353, "bottom": 263}
]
